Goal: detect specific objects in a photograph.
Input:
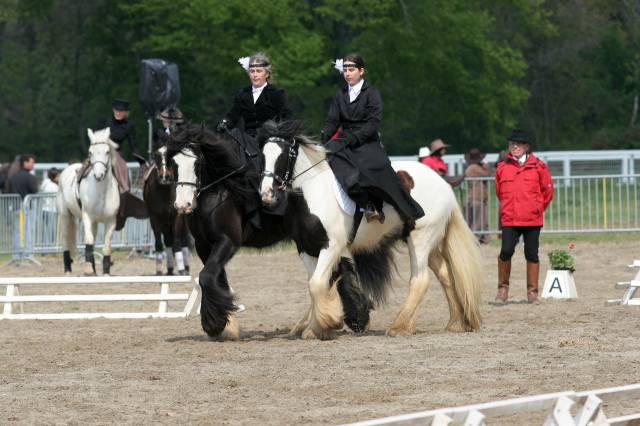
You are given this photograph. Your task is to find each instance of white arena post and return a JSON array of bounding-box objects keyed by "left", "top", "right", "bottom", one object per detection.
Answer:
[
  {"left": 0, "top": 275, "right": 200, "bottom": 320},
  {"left": 608, "top": 260, "right": 640, "bottom": 306},
  {"left": 340, "top": 383, "right": 640, "bottom": 426}
]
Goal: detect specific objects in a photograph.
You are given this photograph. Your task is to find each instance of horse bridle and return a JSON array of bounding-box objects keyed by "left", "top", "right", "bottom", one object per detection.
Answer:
[
  {"left": 155, "top": 147, "right": 174, "bottom": 184},
  {"left": 262, "top": 136, "right": 325, "bottom": 191},
  {"left": 174, "top": 148, "right": 245, "bottom": 198},
  {"left": 262, "top": 137, "right": 299, "bottom": 191},
  {"left": 89, "top": 142, "right": 111, "bottom": 179}
]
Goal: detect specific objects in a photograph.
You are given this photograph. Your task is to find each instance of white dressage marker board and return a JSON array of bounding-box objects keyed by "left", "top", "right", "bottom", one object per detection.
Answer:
[
  {"left": 542, "top": 270, "right": 578, "bottom": 299},
  {"left": 608, "top": 260, "right": 640, "bottom": 306},
  {"left": 0, "top": 275, "right": 200, "bottom": 320}
]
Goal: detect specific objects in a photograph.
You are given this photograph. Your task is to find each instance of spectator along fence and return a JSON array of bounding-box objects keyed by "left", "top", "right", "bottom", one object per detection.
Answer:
[{"left": 4, "top": 150, "right": 640, "bottom": 257}]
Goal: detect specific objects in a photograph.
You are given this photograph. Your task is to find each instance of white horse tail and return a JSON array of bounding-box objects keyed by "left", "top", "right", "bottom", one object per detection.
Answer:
[{"left": 441, "top": 204, "right": 483, "bottom": 331}]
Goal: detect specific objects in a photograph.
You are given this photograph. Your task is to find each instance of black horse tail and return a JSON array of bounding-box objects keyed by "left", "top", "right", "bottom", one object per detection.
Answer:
[
  {"left": 333, "top": 257, "right": 373, "bottom": 333},
  {"left": 352, "top": 237, "right": 397, "bottom": 306}
]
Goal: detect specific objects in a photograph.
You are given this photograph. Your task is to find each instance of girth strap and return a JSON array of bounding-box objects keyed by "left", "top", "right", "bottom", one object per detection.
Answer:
[{"left": 348, "top": 209, "right": 363, "bottom": 245}]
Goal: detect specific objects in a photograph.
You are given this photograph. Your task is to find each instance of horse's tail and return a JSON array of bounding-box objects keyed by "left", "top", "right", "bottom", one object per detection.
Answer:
[
  {"left": 352, "top": 237, "right": 397, "bottom": 306},
  {"left": 441, "top": 204, "right": 483, "bottom": 331},
  {"left": 64, "top": 211, "right": 76, "bottom": 254}
]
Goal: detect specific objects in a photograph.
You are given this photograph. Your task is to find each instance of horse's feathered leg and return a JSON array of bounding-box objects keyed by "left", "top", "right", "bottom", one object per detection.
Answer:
[
  {"left": 150, "top": 216, "right": 164, "bottom": 274},
  {"left": 81, "top": 211, "right": 96, "bottom": 276},
  {"left": 304, "top": 243, "right": 344, "bottom": 340},
  {"left": 102, "top": 218, "right": 116, "bottom": 276},
  {"left": 428, "top": 250, "right": 463, "bottom": 331},
  {"left": 387, "top": 234, "right": 432, "bottom": 336},
  {"left": 290, "top": 253, "right": 318, "bottom": 337},
  {"left": 199, "top": 234, "right": 239, "bottom": 340},
  {"left": 60, "top": 212, "right": 75, "bottom": 274}
]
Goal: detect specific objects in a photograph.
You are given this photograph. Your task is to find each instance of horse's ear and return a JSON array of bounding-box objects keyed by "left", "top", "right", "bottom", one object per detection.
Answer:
[
  {"left": 87, "top": 128, "right": 94, "bottom": 140},
  {"left": 105, "top": 127, "right": 110, "bottom": 138}
]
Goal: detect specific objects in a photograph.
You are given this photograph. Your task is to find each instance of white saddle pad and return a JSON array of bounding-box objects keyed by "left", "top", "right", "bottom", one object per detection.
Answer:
[{"left": 333, "top": 176, "right": 356, "bottom": 215}]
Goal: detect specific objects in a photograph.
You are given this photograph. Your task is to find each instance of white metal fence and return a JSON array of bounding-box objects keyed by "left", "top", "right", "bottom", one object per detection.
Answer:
[
  {"left": 456, "top": 174, "right": 640, "bottom": 235},
  {"left": 1, "top": 193, "right": 153, "bottom": 257},
  {"left": 2, "top": 173, "right": 640, "bottom": 257},
  {"left": 0, "top": 194, "right": 22, "bottom": 255}
]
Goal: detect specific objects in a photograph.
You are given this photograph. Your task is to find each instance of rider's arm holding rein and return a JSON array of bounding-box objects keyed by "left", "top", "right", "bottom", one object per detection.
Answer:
[{"left": 223, "top": 89, "right": 245, "bottom": 129}]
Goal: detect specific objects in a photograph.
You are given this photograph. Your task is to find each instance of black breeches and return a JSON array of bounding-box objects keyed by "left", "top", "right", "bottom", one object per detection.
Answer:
[{"left": 499, "top": 226, "right": 541, "bottom": 263}]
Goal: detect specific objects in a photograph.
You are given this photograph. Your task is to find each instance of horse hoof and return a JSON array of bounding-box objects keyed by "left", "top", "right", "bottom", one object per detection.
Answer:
[
  {"left": 386, "top": 327, "right": 414, "bottom": 337},
  {"left": 178, "top": 270, "right": 186, "bottom": 275},
  {"left": 446, "top": 322, "right": 469, "bottom": 333},
  {"left": 103, "top": 273, "right": 110, "bottom": 277},
  {"left": 301, "top": 328, "right": 318, "bottom": 340},
  {"left": 64, "top": 271, "right": 72, "bottom": 276}
]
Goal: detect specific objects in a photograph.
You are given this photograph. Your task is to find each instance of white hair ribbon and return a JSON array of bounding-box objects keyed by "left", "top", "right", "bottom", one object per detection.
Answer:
[
  {"left": 238, "top": 56, "right": 250, "bottom": 71},
  {"left": 333, "top": 58, "right": 343, "bottom": 73}
]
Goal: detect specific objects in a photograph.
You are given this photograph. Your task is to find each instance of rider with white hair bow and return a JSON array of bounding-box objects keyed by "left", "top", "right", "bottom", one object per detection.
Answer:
[
  {"left": 216, "top": 52, "right": 293, "bottom": 143},
  {"left": 322, "top": 53, "right": 424, "bottom": 226},
  {"left": 215, "top": 52, "right": 294, "bottom": 225}
]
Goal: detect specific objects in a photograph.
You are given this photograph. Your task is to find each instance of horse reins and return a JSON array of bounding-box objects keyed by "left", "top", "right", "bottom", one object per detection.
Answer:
[
  {"left": 263, "top": 137, "right": 326, "bottom": 190},
  {"left": 175, "top": 149, "right": 246, "bottom": 198}
]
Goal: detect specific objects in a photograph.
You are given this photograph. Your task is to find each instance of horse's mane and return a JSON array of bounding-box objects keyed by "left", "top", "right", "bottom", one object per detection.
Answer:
[{"left": 167, "top": 123, "right": 258, "bottom": 204}]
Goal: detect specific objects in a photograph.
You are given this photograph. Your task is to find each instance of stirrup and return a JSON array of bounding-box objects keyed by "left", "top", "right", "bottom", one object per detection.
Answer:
[{"left": 364, "top": 206, "right": 385, "bottom": 224}]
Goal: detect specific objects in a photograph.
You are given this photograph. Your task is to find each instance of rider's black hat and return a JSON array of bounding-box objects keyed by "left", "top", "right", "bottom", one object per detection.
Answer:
[
  {"left": 112, "top": 98, "right": 130, "bottom": 111},
  {"left": 507, "top": 129, "right": 530, "bottom": 144}
]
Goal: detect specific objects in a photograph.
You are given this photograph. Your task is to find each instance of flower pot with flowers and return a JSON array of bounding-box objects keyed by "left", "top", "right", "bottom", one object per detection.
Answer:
[{"left": 542, "top": 242, "right": 578, "bottom": 299}]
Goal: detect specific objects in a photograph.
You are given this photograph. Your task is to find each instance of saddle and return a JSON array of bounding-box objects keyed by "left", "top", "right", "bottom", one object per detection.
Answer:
[{"left": 346, "top": 170, "right": 416, "bottom": 244}]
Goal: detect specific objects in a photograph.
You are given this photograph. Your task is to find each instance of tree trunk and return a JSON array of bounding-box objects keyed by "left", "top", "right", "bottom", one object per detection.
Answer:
[{"left": 631, "top": 94, "right": 638, "bottom": 127}]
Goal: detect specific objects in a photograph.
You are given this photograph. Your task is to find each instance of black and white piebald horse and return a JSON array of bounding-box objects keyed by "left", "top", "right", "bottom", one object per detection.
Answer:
[
  {"left": 167, "top": 124, "right": 371, "bottom": 340},
  {"left": 259, "top": 121, "right": 483, "bottom": 340}
]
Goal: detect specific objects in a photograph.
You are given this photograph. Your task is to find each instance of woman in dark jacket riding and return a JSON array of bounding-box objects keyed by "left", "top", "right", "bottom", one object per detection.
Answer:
[
  {"left": 216, "top": 52, "right": 294, "bottom": 223},
  {"left": 216, "top": 52, "right": 293, "bottom": 150},
  {"left": 321, "top": 53, "right": 424, "bottom": 225}
]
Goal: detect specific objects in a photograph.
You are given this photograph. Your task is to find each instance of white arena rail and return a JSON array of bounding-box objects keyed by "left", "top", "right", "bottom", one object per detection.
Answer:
[
  {"left": 342, "top": 383, "right": 640, "bottom": 426},
  {"left": 608, "top": 260, "right": 640, "bottom": 306},
  {"left": 0, "top": 275, "right": 199, "bottom": 320}
]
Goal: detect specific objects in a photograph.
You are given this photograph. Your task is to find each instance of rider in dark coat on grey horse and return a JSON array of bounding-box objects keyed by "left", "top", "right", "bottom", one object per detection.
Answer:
[{"left": 322, "top": 53, "right": 424, "bottom": 225}]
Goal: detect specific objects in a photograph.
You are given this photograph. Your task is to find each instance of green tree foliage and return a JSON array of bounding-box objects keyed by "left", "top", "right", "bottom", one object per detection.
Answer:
[{"left": 0, "top": 0, "right": 637, "bottom": 162}]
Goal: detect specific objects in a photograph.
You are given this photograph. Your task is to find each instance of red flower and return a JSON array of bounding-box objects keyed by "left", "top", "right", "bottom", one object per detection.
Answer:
[{"left": 568, "top": 242, "right": 576, "bottom": 249}]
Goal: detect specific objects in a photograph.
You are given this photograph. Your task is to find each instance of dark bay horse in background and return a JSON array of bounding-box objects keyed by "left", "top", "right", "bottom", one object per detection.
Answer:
[
  {"left": 143, "top": 145, "right": 191, "bottom": 275},
  {"left": 167, "top": 124, "right": 371, "bottom": 340}
]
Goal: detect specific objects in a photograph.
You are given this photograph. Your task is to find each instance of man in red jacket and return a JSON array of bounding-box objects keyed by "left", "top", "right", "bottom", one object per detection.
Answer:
[{"left": 495, "top": 129, "right": 554, "bottom": 304}]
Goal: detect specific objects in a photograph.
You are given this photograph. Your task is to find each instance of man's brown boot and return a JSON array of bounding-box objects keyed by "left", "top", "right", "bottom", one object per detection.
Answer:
[
  {"left": 495, "top": 257, "right": 511, "bottom": 303},
  {"left": 527, "top": 261, "right": 540, "bottom": 304}
]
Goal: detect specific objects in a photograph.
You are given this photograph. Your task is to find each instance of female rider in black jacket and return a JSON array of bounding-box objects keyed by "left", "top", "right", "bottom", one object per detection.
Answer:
[{"left": 322, "top": 53, "right": 424, "bottom": 225}]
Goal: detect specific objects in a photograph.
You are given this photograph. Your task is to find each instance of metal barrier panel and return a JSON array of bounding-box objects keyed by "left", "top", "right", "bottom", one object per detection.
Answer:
[
  {"left": 0, "top": 194, "right": 23, "bottom": 255},
  {"left": 455, "top": 174, "right": 640, "bottom": 235},
  {"left": 22, "top": 193, "right": 154, "bottom": 255}
]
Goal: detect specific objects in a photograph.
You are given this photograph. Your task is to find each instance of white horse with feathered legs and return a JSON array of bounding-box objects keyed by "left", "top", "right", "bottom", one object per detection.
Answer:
[
  {"left": 259, "top": 124, "right": 483, "bottom": 340},
  {"left": 57, "top": 128, "right": 120, "bottom": 275}
]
